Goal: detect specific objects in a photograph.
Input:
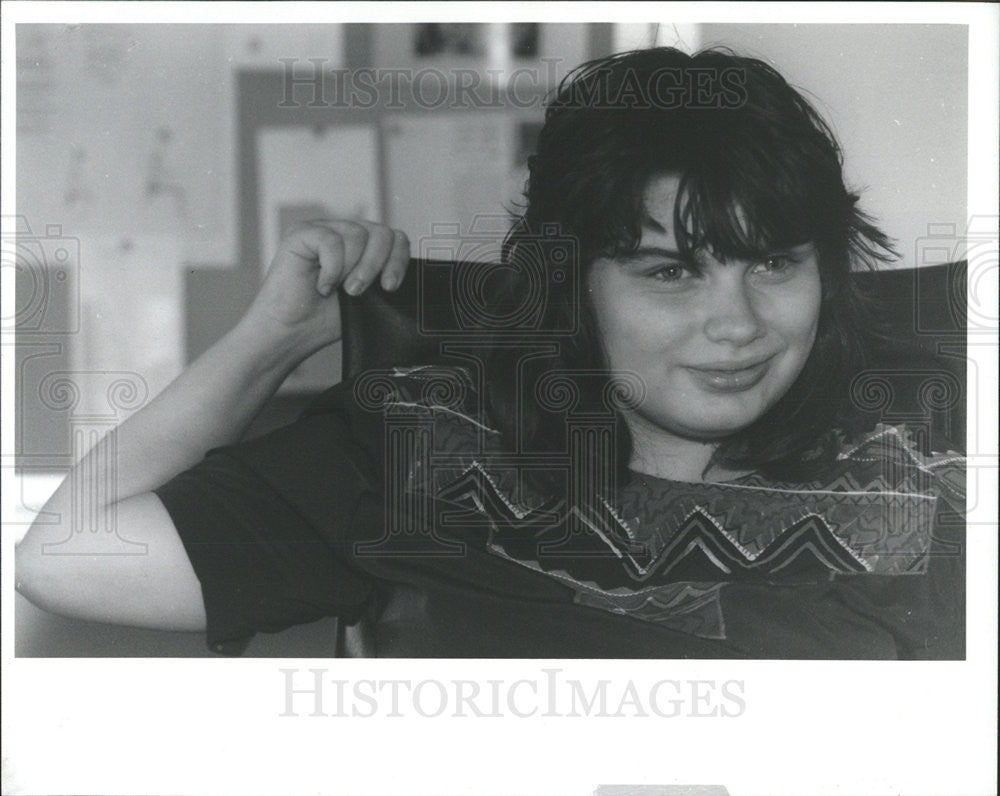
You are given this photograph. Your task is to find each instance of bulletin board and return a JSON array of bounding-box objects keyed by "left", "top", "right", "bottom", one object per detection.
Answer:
[{"left": 16, "top": 24, "right": 233, "bottom": 256}]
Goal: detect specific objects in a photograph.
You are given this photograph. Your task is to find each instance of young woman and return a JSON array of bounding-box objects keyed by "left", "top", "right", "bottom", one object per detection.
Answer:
[{"left": 15, "top": 47, "right": 965, "bottom": 658}]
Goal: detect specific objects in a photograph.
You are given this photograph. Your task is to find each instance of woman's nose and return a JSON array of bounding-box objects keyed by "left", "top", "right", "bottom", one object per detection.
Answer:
[{"left": 702, "top": 278, "right": 766, "bottom": 346}]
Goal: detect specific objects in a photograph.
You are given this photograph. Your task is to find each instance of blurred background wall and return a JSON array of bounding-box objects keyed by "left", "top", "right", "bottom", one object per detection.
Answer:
[{"left": 11, "top": 21, "right": 969, "bottom": 655}]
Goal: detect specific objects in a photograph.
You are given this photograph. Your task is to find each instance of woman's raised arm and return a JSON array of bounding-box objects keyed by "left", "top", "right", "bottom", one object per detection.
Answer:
[{"left": 15, "top": 220, "right": 410, "bottom": 630}]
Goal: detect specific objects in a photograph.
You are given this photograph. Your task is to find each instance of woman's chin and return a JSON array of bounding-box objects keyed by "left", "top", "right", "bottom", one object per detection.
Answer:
[
  {"left": 634, "top": 399, "right": 771, "bottom": 442},
  {"left": 672, "top": 423, "right": 753, "bottom": 443},
  {"left": 635, "top": 414, "right": 756, "bottom": 444}
]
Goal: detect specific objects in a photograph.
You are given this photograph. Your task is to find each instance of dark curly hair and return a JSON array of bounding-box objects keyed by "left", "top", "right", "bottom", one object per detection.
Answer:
[{"left": 484, "top": 46, "right": 897, "bottom": 490}]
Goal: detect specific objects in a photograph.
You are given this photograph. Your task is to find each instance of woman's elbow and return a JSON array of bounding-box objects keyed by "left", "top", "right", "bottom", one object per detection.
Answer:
[
  {"left": 14, "top": 532, "right": 64, "bottom": 616},
  {"left": 15, "top": 510, "right": 208, "bottom": 632}
]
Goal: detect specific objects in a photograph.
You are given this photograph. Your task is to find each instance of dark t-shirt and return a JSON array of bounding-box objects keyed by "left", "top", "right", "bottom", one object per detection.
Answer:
[{"left": 155, "top": 366, "right": 966, "bottom": 659}]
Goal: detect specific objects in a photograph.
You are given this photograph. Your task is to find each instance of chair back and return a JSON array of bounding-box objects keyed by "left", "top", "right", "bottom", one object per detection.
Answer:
[{"left": 341, "top": 260, "right": 968, "bottom": 447}]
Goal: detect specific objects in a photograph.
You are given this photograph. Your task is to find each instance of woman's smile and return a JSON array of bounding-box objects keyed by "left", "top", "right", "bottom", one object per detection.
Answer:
[{"left": 685, "top": 354, "right": 776, "bottom": 393}]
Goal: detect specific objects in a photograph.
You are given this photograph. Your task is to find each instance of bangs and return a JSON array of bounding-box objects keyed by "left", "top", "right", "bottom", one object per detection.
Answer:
[
  {"left": 657, "top": 111, "right": 848, "bottom": 261},
  {"left": 523, "top": 46, "right": 896, "bottom": 275},
  {"left": 673, "top": 165, "right": 826, "bottom": 261}
]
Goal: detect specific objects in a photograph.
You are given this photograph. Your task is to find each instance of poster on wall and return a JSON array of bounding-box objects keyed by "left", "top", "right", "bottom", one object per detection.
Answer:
[{"left": 16, "top": 25, "right": 233, "bottom": 258}]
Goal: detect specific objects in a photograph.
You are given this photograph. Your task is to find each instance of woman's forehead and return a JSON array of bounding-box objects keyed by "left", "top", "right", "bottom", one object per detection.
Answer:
[
  {"left": 640, "top": 174, "right": 683, "bottom": 244},
  {"left": 642, "top": 175, "right": 683, "bottom": 222},
  {"left": 641, "top": 174, "right": 760, "bottom": 253}
]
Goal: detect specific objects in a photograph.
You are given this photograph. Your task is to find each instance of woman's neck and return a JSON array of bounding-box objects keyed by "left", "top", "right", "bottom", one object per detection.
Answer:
[{"left": 624, "top": 412, "right": 749, "bottom": 484}]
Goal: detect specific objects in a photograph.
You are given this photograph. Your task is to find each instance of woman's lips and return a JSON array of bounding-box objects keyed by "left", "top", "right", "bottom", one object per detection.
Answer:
[{"left": 686, "top": 356, "right": 775, "bottom": 393}]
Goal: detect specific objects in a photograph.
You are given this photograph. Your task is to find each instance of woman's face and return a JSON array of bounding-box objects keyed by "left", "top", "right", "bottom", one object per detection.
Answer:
[{"left": 587, "top": 174, "right": 822, "bottom": 441}]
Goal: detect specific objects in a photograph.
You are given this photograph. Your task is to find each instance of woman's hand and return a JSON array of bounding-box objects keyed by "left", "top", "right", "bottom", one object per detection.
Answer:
[
  {"left": 16, "top": 218, "right": 412, "bottom": 632},
  {"left": 244, "top": 219, "right": 411, "bottom": 356}
]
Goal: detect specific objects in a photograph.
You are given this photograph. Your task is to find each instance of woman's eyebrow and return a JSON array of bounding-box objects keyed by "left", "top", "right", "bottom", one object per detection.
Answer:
[{"left": 621, "top": 246, "right": 685, "bottom": 262}]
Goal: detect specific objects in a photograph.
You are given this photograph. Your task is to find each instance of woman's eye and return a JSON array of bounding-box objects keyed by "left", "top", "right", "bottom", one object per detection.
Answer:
[
  {"left": 752, "top": 254, "right": 795, "bottom": 275},
  {"left": 650, "top": 263, "right": 694, "bottom": 282}
]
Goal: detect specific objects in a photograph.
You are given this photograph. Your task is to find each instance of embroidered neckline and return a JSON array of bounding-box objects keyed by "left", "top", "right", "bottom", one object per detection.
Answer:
[{"left": 374, "top": 368, "right": 964, "bottom": 640}]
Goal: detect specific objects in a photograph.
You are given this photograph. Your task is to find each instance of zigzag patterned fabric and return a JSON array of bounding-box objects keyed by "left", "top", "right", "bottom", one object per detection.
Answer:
[{"left": 376, "top": 367, "right": 966, "bottom": 640}]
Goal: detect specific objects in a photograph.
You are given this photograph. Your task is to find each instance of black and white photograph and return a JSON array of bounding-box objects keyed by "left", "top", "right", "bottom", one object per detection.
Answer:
[{"left": 3, "top": 3, "right": 997, "bottom": 795}]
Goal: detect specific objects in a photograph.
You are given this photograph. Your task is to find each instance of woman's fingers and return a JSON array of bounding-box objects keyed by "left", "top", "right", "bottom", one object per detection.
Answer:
[
  {"left": 315, "top": 231, "right": 346, "bottom": 296},
  {"left": 281, "top": 219, "right": 410, "bottom": 297},
  {"left": 304, "top": 221, "right": 367, "bottom": 296},
  {"left": 329, "top": 220, "right": 411, "bottom": 295},
  {"left": 381, "top": 229, "right": 411, "bottom": 291},
  {"left": 342, "top": 222, "right": 394, "bottom": 295}
]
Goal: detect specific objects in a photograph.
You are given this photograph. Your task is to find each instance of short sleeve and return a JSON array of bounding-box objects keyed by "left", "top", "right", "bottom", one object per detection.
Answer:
[{"left": 155, "top": 382, "right": 379, "bottom": 655}]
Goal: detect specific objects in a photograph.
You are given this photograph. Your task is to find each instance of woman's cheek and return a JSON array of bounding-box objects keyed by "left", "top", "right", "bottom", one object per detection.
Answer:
[{"left": 766, "top": 270, "right": 822, "bottom": 348}]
